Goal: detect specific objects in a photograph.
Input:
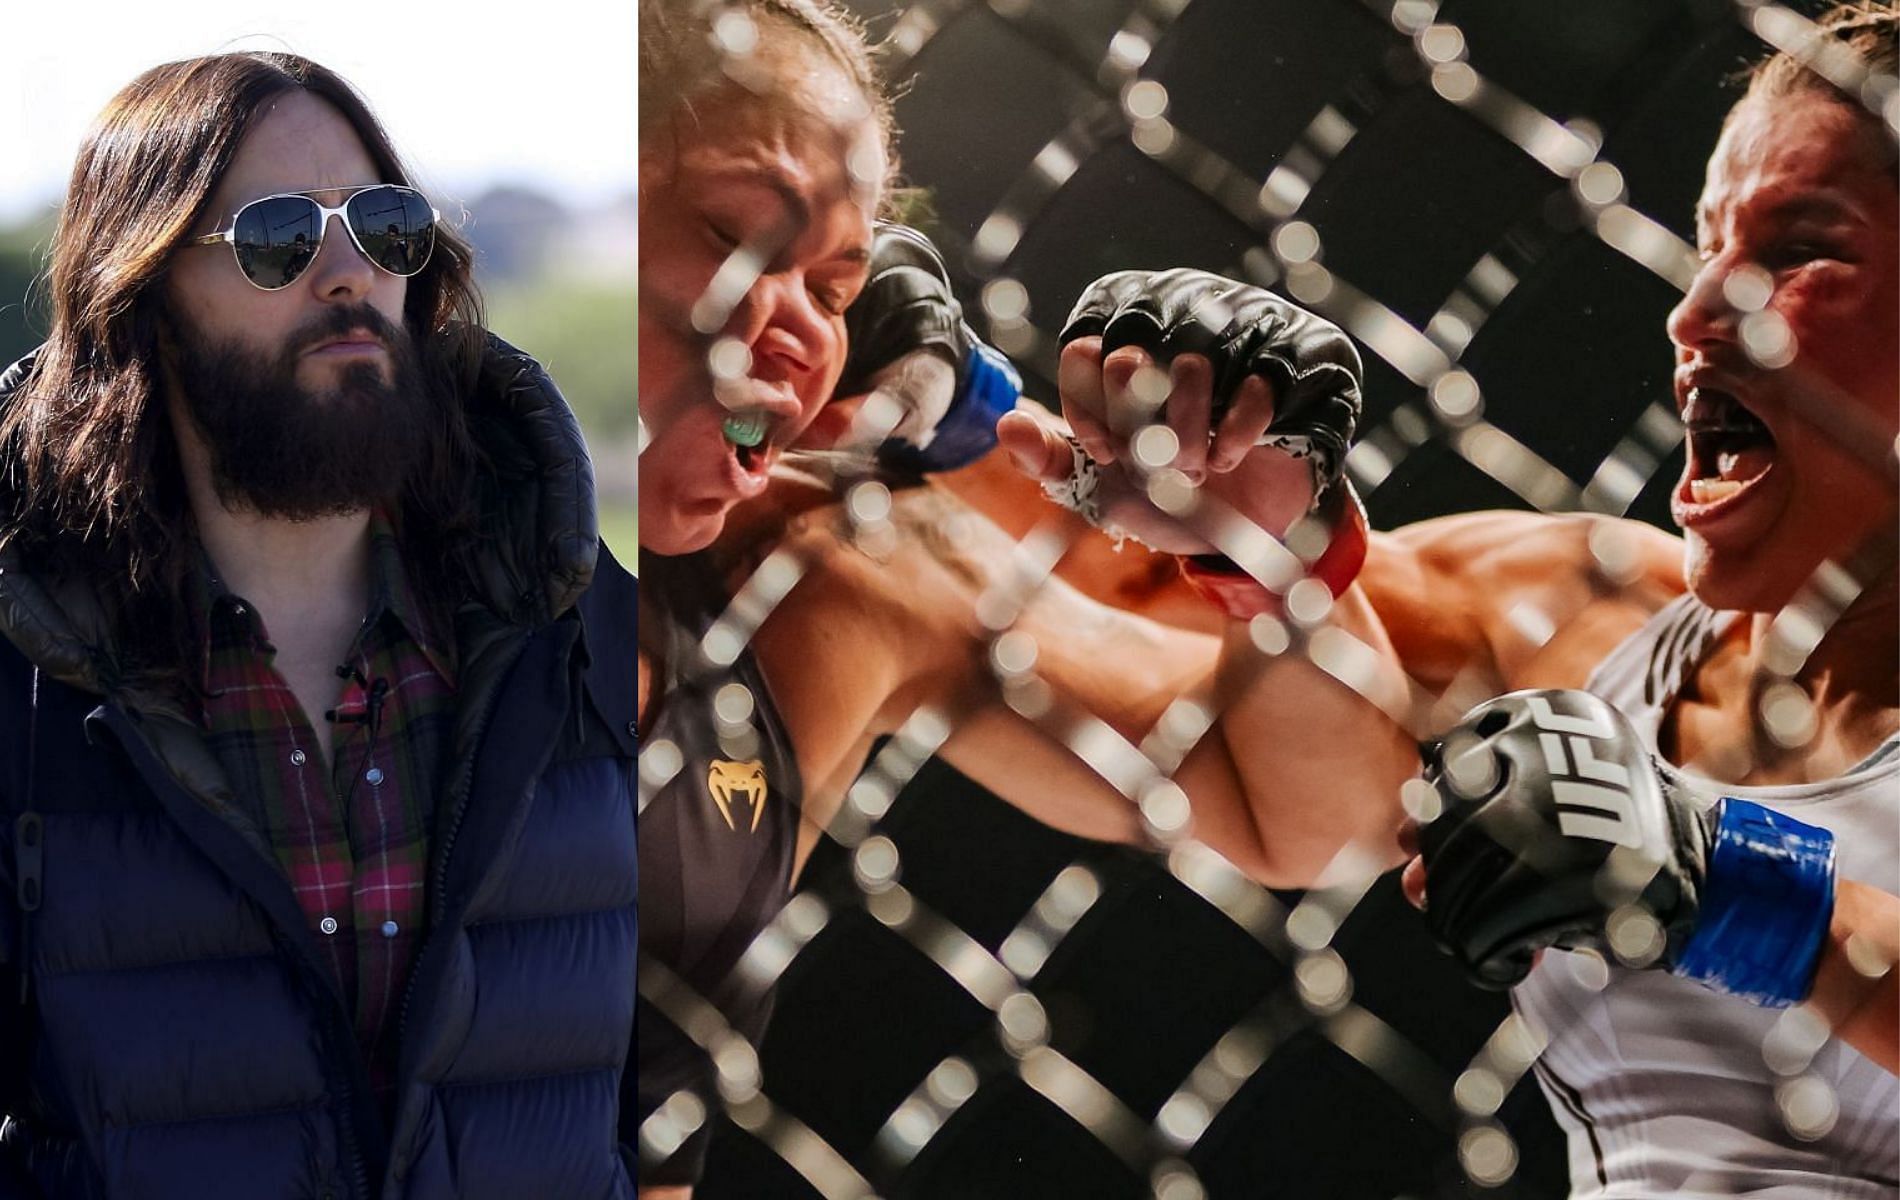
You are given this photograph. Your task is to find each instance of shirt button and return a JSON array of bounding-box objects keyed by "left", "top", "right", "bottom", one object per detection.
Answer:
[
  {"left": 289, "top": 749, "right": 307, "bottom": 767},
  {"left": 381, "top": 921, "right": 400, "bottom": 938},
  {"left": 365, "top": 767, "right": 386, "bottom": 785},
  {"left": 319, "top": 916, "right": 339, "bottom": 935}
]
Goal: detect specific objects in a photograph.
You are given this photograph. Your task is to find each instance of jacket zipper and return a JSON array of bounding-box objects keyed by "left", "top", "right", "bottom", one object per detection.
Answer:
[
  {"left": 15, "top": 668, "right": 42, "bottom": 1006},
  {"left": 339, "top": 1080, "right": 370, "bottom": 1200},
  {"left": 12, "top": 814, "right": 40, "bottom": 1007},
  {"left": 385, "top": 629, "right": 530, "bottom": 1182}
]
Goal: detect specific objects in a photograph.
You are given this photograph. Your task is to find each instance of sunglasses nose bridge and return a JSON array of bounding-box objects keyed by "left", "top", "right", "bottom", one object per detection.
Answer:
[
  {"left": 282, "top": 205, "right": 379, "bottom": 297},
  {"left": 323, "top": 208, "right": 377, "bottom": 269}
]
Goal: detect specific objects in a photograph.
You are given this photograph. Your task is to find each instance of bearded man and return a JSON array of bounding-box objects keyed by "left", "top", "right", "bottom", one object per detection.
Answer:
[{"left": 0, "top": 53, "right": 637, "bottom": 1199}]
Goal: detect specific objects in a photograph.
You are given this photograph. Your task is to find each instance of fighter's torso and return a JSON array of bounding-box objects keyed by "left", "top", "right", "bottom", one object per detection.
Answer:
[
  {"left": 1515, "top": 593, "right": 1900, "bottom": 1198},
  {"left": 638, "top": 550, "right": 803, "bottom": 995},
  {"left": 634, "top": 551, "right": 809, "bottom": 1182},
  {"left": 630, "top": 486, "right": 889, "bottom": 1184}
]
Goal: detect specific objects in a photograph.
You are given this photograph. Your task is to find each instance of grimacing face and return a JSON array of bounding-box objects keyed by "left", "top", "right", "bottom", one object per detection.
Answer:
[
  {"left": 637, "top": 58, "right": 884, "bottom": 556},
  {"left": 1665, "top": 91, "right": 1899, "bottom": 613},
  {"left": 167, "top": 90, "right": 409, "bottom": 393}
]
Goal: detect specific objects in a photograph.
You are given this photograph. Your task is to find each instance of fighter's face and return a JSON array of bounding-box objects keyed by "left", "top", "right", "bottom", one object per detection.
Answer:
[
  {"left": 1666, "top": 92, "right": 1899, "bottom": 613},
  {"left": 638, "top": 61, "right": 882, "bottom": 556}
]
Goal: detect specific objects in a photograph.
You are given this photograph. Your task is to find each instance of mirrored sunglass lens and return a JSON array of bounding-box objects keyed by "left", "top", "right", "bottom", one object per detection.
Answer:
[
  {"left": 231, "top": 196, "right": 323, "bottom": 289},
  {"left": 347, "top": 186, "right": 435, "bottom": 276}
]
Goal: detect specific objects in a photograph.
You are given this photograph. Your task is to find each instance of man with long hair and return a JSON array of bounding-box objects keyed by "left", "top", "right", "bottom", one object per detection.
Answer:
[{"left": 0, "top": 53, "right": 637, "bottom": 1198}]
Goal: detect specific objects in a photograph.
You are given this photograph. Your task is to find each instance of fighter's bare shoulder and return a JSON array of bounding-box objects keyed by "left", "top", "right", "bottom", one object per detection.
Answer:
[
  {"left": 1362, "top": 509, "right": 1684, "bottom": 700},
  {"left": 732, "top": 469, "right": 999, "bottom": 687},
  {"left": 738, "top": 467, "right": 1042, "bottom": 621}
]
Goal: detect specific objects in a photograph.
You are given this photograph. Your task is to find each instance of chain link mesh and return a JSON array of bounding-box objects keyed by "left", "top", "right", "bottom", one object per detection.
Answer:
[{"left": 639, "top": 0, "right": 1898, "bottom": 1194}]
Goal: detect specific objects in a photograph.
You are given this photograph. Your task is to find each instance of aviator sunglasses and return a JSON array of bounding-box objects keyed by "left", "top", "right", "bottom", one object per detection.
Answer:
[{"left": 187, "top": 184, "right": 439, "bottom": 291}]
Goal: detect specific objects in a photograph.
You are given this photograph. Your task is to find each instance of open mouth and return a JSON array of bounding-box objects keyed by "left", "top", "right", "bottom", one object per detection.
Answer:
[
  {"left": 1682, "top": 386, "right": 1775, "bottom": 505},
  {"left": 722, "top": 409, "right": 776, "bottom": 476}
]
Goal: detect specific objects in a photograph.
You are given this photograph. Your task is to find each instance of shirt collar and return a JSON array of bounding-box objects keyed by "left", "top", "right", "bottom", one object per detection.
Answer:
[
  {"left": 187, "top": 547, "right": 256, "bottom": 694},
  {"left": 189, "top": 508, "right": 456, "bottom": 690},
  {"left": 364, "top": 508, "right": 456, "bottom": 683}
]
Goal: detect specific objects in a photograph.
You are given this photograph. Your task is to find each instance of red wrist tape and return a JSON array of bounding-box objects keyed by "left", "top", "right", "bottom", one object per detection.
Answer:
[{"left": 1176, "top": 482, "right": 1368, "bottom": 621}]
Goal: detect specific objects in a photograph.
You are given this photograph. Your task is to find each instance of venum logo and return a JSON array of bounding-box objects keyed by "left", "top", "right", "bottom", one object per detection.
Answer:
[
  {"left": 1524, "top": 696, "right": 1641, "bottom": 848},
  {"left": 708, "top": 758, "right": 769, "bottom": 833}
]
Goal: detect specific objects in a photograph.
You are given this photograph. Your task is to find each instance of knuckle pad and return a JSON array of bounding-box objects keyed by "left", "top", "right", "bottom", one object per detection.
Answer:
[
  {"left": 1100, "top": 310, "right": 1169, "bottom": 361},
  {"left": 1061, "top": 270, "right": 1148, "bottom": 345}
]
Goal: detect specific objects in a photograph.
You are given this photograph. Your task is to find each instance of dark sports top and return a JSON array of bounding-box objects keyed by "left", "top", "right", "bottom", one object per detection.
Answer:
[{"left": 635, "top": 551, "right": 802, "bottom": 1185}]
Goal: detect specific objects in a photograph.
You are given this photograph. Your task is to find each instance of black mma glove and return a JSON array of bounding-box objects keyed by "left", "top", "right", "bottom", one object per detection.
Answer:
[
  {"left": 1057, "top": 267, "right": 1363, "bottom": 491},
  {"left": 1052, "top": 268, "right": 1368, "bottom": 616},
  {"left": 836, "top": 222, "right": 1020, "bottom": 473},
  {"left": 1420, "top": 689, "right": 1836, "bottom": 1007}
]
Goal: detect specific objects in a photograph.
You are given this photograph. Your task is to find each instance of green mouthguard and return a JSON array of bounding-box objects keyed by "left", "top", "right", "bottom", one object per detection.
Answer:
[{"left": 722, "top": 412, "right": 768, "bottom": 449}]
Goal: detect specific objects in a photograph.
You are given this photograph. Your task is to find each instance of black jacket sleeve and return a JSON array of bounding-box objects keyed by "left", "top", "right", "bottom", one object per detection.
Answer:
[{"left": 0, "top": 822, "right": 44, "bottom": 1200}]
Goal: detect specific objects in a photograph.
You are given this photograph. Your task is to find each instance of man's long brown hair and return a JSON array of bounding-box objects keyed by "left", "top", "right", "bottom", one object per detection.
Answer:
[{"left": 0, "top": 52, "right": 485, "bottom": 686}]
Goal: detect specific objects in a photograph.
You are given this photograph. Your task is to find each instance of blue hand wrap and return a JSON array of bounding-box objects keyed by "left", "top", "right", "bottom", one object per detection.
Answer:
[
  {"left": 1673, "top": 798, "right": 1835, "bottom": 1008},
  {"left": 879, "top": 339, "right": 1022, "bottom": 474}
]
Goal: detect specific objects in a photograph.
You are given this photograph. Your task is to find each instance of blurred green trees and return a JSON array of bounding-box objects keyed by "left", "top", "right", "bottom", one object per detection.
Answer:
[
  {"left": 0, "top": 216, "right": 53, "bottom": 370},
  {"left": 486, "top": 279, "right": 635, "bottom": 441},
  {"left": 484, "top": 271, "right": 637, "bottom": 543}
]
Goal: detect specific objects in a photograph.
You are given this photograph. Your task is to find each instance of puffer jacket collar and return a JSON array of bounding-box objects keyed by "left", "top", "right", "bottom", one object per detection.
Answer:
[
  {"left": 0, "top": 351, "right": 110, "bottom": 697},
  {"left": 456, "top": 332, "right": 599, "bottom": 630}
]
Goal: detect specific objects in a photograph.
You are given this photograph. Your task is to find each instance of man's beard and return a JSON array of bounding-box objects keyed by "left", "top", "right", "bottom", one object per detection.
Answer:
[{"left": 169, "top": 304, "right": 434, "bottom": 520}]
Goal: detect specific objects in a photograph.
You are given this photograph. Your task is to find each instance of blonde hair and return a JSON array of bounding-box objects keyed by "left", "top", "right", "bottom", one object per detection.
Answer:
[
  {"left": 1742, "top": 2, "right": 1897, "bottom": 124},
  {"left": 639, "top": 0, "right": 896, "bottom": 180}
]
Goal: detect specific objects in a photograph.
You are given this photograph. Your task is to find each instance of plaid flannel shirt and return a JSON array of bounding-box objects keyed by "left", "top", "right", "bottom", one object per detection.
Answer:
[{"left": 191, "top": 511, "right": 456, "bottom": 1105}]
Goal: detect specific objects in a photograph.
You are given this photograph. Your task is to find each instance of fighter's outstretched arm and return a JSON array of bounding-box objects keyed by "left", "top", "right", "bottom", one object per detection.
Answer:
[
  {"left": 974, "top": 266, "right": 1429, "bottom": 886},
  {"left": 933, "top": 453, "right": 1686, "bottom": 704},
  {"left": 915, "top": 457, "right": 1692, "bottom": 886},
  {"left": 744, "top": 250, "right": 1427, "bottom": 883},
  {"left": 984, "top": 264, "right": 1689, "bottom": 887},
  {"left": 737, "top": 464, "right": 1418, "bottom": 885},
  {"left": 748, "top": 263, "right": 1672, "bottom": 890}
]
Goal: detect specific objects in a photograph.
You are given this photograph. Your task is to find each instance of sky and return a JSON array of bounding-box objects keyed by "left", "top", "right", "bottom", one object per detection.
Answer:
[{"left": 2, "top": 0, "right": 636, "bottom": 224}]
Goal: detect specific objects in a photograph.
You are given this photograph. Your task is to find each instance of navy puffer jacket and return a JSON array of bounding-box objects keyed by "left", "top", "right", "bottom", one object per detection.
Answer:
[{"left": 0, "top": 336, "right": 638, "bottom": 1200}]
